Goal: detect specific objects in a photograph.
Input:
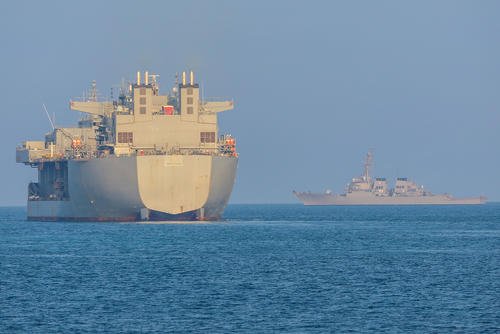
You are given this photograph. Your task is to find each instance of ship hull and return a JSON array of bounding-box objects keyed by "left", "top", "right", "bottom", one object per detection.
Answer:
[
  {"left": 293, "top": 191, "right": 486, "bottom": 206},
  {"left": 27, "top": 155, "right": 238, "bottom": 221}
]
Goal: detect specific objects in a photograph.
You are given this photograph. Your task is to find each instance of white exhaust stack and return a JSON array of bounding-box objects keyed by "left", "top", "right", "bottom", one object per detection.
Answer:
[
  {"left": 136, "top": 71, "right": 141, "bottom": 85},
  {"left": 182, "top": 71, "right": 186, "bottom": 86},
  {"left": 190, "top": 71, "right": 194, "bottom": 85},
  {"left": 145, "top": 71, "right": 149, "bottom": 85}
]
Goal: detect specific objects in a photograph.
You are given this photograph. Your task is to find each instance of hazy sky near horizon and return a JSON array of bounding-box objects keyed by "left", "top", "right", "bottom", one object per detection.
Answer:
[{"left": 0, "top": 0, "right": 499, "bottom": 205}]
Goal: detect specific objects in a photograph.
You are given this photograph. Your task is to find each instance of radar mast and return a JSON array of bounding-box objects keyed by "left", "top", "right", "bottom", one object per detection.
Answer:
[{"left": 363, "top": 150, "right": 373, "bottom": 182}]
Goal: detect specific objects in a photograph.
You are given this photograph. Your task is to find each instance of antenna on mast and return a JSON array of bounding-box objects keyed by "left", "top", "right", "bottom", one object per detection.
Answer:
[
  {"left": 42, "top": 103, "right": 55, "bottom": 130},
  {"left": 149, "top": 73, "right": 160, "bottom": 94},
  {"left": 363, "top": 149, "right": 374, "bottom": 182},
  {"left": 172, "top": 73, "right": 179, "bottom": 95},
  {"left": 89, "top": 80, "right": 98, "bottom": 102}
]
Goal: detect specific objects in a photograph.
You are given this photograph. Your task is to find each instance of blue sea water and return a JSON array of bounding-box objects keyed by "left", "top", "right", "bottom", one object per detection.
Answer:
[{"left": 1, "top": 204, "right": 499, "bottom": 333}]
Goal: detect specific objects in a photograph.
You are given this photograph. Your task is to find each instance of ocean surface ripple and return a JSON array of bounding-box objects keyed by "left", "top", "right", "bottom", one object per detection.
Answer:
[{"left": 1, "top": 204, "right": 499, "bottom": 333}]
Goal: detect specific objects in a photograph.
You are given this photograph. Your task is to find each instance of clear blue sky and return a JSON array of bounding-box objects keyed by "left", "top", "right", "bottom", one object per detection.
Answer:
[{"left": 1, "top": 1, "right": 499, "bottom": 205}]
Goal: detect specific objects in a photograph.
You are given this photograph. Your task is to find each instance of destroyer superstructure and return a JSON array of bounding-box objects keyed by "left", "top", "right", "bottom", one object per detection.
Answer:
[
  {"left": 17, "top": 71, "right": 238, "bottom": 221},
  {"left": 294, "top": 151, "right": 485, "bottom": 205}
]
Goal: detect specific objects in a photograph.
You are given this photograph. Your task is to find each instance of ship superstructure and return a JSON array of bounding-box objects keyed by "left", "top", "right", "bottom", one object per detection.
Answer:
[
  {"left": 294, "top": 151, "right": 485, "bottom": 205},
  {"left": 17, "top": 71, "right": 238, "bottom": 221}
]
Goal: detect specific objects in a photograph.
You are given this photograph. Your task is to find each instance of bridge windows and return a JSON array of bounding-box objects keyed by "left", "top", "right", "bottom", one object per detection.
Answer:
[
  {"left": 117, "top": 132, "right": 133, "bottom": 144},
  {"left": 200, "top": 132, "right": 215, "bottom": 143}
]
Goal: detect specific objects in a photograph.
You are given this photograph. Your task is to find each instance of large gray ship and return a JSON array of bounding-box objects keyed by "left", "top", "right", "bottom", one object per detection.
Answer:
[
  {"left": 17, "top": 71, "right": 238, "bottom": 221},
  {"left": 294, "top": 151, "right": 485, "bottom": 205}
]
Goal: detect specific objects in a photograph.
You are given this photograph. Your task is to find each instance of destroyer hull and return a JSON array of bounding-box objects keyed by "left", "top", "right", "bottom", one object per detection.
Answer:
[
  {"left": 28, "top": 155, "right": 237, "bottom": 221},
  {"left": 294, "top": 192, "right": 486, "bottom": 206}
]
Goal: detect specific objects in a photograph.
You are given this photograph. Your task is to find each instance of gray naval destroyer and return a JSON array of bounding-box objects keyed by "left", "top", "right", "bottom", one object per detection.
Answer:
[
  {"left": 16, "top": 71, "right": 238, "bottom": 221},
  {"left": 294, "top": 151, "right": 485, "bottom": 205}
]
